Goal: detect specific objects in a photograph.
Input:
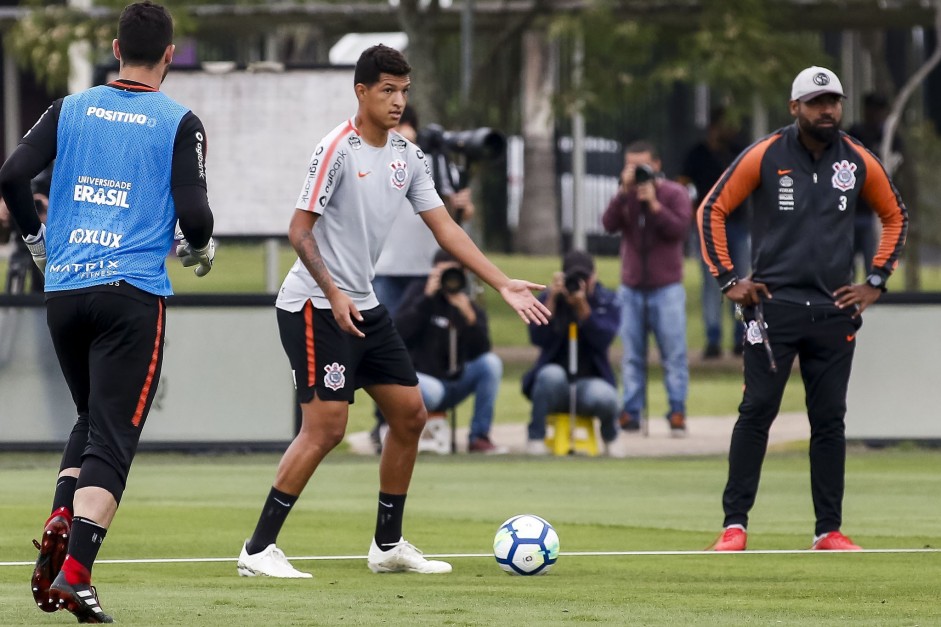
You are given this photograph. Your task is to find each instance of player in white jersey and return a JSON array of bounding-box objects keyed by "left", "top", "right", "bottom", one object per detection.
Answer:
[{"left": 237, "top": 45, "right": 550, "bottom": 578}]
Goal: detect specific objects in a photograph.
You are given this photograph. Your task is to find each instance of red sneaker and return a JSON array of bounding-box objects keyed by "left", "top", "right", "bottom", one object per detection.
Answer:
[
  {"left": 811, "top": 531, "right": 861, "bottom": 551},
  {"left": 31, "top": 506, "right": 72, "bottom": 612},
  {"left": 667, "top": 412, "right": 687, "bottom": 437},
  {"left": 712, "top": 527, "right": 747, "bottom": 551}
]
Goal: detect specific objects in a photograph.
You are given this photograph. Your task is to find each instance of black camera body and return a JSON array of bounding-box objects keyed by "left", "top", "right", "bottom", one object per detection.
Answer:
[
  {"left": 417, "top": 124, "right": 506, "bottom": 161},
  {"left": 564, "top": 270, "right": 588, "bottom": 294},
  {"left": 634, "top": 163, "right": 656, "bottom": 184},
  {"left": 439, "top": 267, "right": 467, "bottom": 295}
]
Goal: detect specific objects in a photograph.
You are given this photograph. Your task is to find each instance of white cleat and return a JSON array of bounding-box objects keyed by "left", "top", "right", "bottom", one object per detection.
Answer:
[
  {"left": 367, "top": 538, "right": 452, "bottom": 574},
  {"left": 237, "top": 542, "right": 312, "bottom": 578}
]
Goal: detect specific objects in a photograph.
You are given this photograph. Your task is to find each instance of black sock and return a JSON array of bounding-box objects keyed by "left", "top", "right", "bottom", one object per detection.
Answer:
[
  {"left": 246, "top": 487, "right": 298, "bottom": 555},
  {"left": 52, "top": 476, "right": 78, "bottom": 514},
  {"left": 65, "top": 517, "right": 107, "bottom": 581},
  {"left": 374, "top": 492, "right": 407, "bottom": 548}
]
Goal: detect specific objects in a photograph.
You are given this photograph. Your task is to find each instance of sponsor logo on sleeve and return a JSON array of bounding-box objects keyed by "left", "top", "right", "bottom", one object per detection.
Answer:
[
  {"left": 322, "top": 150, "right": 346, "bottom": 199},
  {"left": 300, "top": 147, "right": 326, "bottom": 203},
  {"left": 392, "top": 136, "right": 407, "bottom": 153},
  {"left": 195, "top": 131, "right": 205, "bottom": 180},
  {"left": 349, "top": 135, "right": 362, "bottom": 150}
]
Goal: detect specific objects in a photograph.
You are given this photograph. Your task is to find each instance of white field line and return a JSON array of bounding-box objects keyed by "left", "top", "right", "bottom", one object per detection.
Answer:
[{"left": 2, "top": 547, "right": 939, "bottom": 567}]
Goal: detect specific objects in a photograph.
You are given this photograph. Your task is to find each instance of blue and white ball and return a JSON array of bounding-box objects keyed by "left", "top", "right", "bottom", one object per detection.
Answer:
[{"left": 493, "top": 514, "right": 560, "bottom": 575}]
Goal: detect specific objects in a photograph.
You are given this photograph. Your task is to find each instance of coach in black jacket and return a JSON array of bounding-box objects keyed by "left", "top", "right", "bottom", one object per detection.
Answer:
[
  {"left": 699, "top": 66, "right": 907, "bottom": 552},
  {"left": 395, "top": 250, "right": 505, "bottom": 453}
]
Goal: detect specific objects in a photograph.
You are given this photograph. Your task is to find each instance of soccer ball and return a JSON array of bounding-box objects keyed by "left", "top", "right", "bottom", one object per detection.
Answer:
[{"left": 493, "top": 514, "right": 559, "bottom": 576}]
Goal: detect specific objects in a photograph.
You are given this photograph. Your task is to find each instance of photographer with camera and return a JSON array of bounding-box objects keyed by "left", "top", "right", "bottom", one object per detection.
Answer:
[
  {"left": 522, "top": 251, "right": 621, "bottom": 455},
  {"left": 370, "top": 106, "right": 503, "bottom": 452},
  {"left": 602, "top": 140, "right": 692, "bottom": 436},
  {"left": 373, "top": 106, "right": 476, "bottom": 316},
  {"left": 394, "top": 249, "right": 506, "bottom": 454}
]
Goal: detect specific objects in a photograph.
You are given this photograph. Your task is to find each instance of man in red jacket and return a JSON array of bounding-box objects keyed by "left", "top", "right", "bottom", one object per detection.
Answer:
[{"left": 602, "top": 140, "right": 693, "bottom": 436}]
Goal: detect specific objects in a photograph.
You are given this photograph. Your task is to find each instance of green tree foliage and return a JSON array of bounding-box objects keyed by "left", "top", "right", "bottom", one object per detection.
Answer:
[
  {"left": 553, "top": 0, "right": 830, "bottom": 124},
  {"left": 6, "top": 0, "right": 202, "bottom": 93}
]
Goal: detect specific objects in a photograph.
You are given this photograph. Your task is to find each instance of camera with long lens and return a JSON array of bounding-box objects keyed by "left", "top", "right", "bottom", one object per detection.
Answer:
[
  {"left": 564, "top": 270, "right": 588, "bottom": 294},
  {"left": 633, "top": 163, "right": 655, "bottom": 184},
  {"left": 439, "top": 266, "right": 467, "bottom": 295},
  {"left": 417, "top": 124, "right": 506, "bottom": 161}
]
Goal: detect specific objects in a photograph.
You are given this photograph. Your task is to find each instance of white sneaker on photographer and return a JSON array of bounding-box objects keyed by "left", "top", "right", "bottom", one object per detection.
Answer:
[
  {"left": 417, "top": 416, "right": 451, "bottom": 454},
  {"left": 367, "top": 538, "right": 452, "bottom": 574},
  {"left": 237, "top": 542, "right": 312, "bottom": 578}
]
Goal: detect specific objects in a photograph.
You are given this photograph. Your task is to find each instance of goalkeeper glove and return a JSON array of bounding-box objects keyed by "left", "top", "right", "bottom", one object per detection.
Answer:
[
  {"left": 22, "top": 224, "right": 47, "bottom": 272},
  {"left": 176, "top": 236, "right": 215, "bottom": 277}
]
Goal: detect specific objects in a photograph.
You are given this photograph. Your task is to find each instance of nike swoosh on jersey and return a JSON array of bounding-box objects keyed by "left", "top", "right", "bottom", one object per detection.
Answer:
[
  {"left": 846, "top": 334, "right": 856, "bottom": 342},
  {"left": 777, "top": 169, "right": 792, "bottom": 175},
  {"left": 358, "top": 171, "right": 371, "bottom": 178}
]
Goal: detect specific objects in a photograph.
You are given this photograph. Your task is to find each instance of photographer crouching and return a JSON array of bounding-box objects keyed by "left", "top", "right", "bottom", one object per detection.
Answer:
[
  {"left": 394, "top": 249, "right": 506, "bottom": 454},
  {"left": 522, "top": 251, "right": 621, "bottom": 455}
]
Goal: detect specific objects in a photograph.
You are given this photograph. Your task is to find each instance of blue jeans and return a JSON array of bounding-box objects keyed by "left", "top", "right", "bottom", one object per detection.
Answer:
[
  {"left": 699, "top": 220, "right": 750, "bottom": 348},
  {"left": 417, "top": 352, "right": 502, "bottom": 443},
  {"left": 372, "top": 274, "right": 427, "bottom": 318},
  {"left": 527, "top": 363, "right": 619, "bottom": 443},
  {"left": 618, "top": 283, "right": 688, "bottom": 417}
]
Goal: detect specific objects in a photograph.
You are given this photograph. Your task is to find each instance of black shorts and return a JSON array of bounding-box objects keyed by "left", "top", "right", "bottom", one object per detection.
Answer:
[
  {"left": 277, "top": 301, "right": 418, "bottom": 404},
  {"left": 45, "top": 283, "right": 166, "bottom": 482}
]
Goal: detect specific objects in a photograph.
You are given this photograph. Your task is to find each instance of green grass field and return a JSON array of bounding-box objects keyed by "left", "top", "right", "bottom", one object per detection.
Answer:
[
  {"left": 3, "top": 246, "right": 941, "bottom": 625},
  {"left": 2, "top": 449, "right": 940, "bottom": 626}
]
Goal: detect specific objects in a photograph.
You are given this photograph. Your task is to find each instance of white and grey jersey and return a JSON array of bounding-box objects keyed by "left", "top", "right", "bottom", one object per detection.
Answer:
[
  {"left": 374, "top": 152, "right": 457, "bottom": 277},
  {"left": 276, "top": 118, "right": 444, "bottom": 312}
]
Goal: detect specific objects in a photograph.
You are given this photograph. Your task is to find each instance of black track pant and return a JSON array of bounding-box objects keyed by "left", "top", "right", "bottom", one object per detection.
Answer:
[
  {"left": 722, "top": 300, "right": 861, "bottom": 537},
  {"left": 46, "top": 288, "right": 165, "bottom": 501}
]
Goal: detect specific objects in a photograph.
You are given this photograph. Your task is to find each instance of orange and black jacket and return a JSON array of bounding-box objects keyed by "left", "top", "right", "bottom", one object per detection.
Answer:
[{"left": 698, "top": 123, "right": 907, "bottom": 305}]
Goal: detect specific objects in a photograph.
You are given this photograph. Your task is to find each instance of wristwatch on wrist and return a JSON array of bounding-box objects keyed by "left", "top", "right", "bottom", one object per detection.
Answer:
[
  {"left": 720, "top": 276, "right": 739, "bottom": 294},
  {"left": 865, "top": 274, "right": 886, "bottom": 292}
]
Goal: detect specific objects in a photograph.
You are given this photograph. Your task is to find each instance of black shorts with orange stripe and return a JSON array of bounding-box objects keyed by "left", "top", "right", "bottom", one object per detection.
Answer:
[
  {"left": 45, "top": 282, "right": 166, "bottom": 490},
  {"left": 277, "top": 301, "right": 418, "bottom": 404}
]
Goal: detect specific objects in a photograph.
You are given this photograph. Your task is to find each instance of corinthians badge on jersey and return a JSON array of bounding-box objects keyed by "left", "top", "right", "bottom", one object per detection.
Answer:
[
  {"left": 323, "top": 363, "right": 346, "bottom": 391},
  {"left": 831, "top": 160, "right": 857, "bottom": 192},
  {"left": 389, "top": 159, "right": 408, "bottom": 189}
]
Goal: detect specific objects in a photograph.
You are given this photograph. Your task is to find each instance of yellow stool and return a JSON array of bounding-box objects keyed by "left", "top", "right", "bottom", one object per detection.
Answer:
[{"left": 545, "top": 413, "right": 599, "bottom": 456}]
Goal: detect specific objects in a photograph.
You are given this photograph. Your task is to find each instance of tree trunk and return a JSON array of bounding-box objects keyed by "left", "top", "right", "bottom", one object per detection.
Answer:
[
  {"left": 397, "top": 0, "right": 444, "bottom": 124},
  {"left": 514, "top": 28, "right": 559, "bottom": 254}
]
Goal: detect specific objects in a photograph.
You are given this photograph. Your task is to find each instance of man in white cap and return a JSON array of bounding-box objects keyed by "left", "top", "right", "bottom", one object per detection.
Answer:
[{"left": 697, "top": 66, "right": 907, "bottom": 551}]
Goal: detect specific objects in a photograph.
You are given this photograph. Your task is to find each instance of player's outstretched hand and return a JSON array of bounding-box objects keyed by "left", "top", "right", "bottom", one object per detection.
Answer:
[
  {"left": 330, "top": 291, "right": 365, "bottom": 338},
  {"left": 499, "top": 279, "right": 551, "bottom": 325},
  {"left": 176, "top": 237, "right": 215, "bottom": 277}
]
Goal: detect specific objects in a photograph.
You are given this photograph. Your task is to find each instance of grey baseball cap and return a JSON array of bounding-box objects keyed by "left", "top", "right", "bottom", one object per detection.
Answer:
[{"left": 791, "top": 66, "right": 845, "bottom": 102}]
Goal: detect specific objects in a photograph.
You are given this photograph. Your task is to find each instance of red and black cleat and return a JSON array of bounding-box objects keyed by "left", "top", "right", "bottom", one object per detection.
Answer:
[
  {"left": 31, "top": 507, "right": 72, "bottom": 613},
  {"left": 49, "top": 571, "right": 113, "bottom": 624}
]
